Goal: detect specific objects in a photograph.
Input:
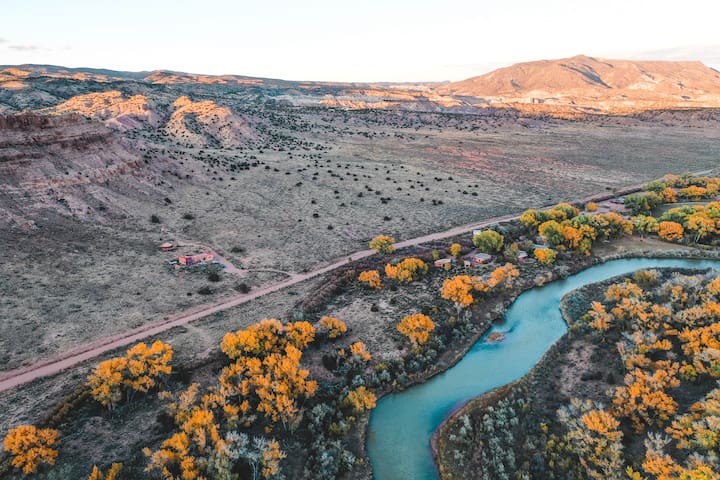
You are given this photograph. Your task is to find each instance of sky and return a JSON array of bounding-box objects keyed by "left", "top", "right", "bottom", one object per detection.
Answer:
[{"left": 2, "top": 0, "right": 720, "bottom": 82}]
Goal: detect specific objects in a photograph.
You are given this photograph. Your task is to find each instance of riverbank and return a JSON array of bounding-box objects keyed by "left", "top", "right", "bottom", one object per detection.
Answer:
[
  {"left": 432, "top": 252, "right": 720, "bottom": 479},
  {"left": 362, "top": 236, "right": 710, "bottom": 478}
]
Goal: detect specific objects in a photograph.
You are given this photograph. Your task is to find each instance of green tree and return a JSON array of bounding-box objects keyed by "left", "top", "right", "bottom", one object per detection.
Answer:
[{"left": 472, "top": 230, "right": 504, "bottom": 253}]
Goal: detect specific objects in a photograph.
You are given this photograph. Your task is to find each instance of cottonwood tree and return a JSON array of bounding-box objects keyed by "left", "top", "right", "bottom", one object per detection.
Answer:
[
  {"left": 3, "top": 425, "right": 60, "bottom": 474},
  {"left": 369, "top": 235, "right": 395, "bottom": 254},
  {"left": 472, "top": 230, "right": 504, "bottom": 253},
  {"left": 385, "top": 258, "right": 428, "bottom": 283},
  {"left": 319, "top": 316, "right": 347, "bottom": 339},
  {"left": 397, "top": 313, "right": 435, "bottom": 347},
  {"left": 358, "top": 269, "right": 382, "bottom": 288}
]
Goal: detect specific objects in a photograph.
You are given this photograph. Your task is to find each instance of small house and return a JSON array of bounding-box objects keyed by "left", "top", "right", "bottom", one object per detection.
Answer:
[
  {"left": 161, "top": 242, "right": 175, "bottom": 251},
  {"left": 517, "top": 250, "right": 529, "bottom": 262},
  {"left": 472, "top": 229, "right": 484, "bottom": 237},
  {"left": 464, "top": 252, "right": 493, "bottom": 266},
  {"left": 434, "top": 258, "right": 455, "bottom": 268},
  {"left": 178, "top": 252, "right": 215, "bottom": 266},
  {"left": 534, "top": 235, "right": 546, "bottom": 245},
  {"left": 532, "top": 244, "right": 549, "bottom": 251},
  {"left": 610, "top": 197, "right": 625, "bottom": 204}
]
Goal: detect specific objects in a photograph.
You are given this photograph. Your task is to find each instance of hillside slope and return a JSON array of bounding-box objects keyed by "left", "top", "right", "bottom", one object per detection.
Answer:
[{"left": 439, "top": 55, "right": 720, "bottom": 113}]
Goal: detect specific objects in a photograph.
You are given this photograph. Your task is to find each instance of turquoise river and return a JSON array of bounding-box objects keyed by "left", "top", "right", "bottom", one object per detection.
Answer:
[{"left": 367, "top": 257, "right": 720, "bottom": 479}]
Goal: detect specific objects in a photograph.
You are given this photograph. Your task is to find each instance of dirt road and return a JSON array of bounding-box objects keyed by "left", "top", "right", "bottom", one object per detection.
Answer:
[{"left": 0, "top": 184, "right": 648, "bottom": 393}]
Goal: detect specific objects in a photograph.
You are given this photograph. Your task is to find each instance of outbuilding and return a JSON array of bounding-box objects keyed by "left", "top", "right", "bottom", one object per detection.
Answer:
[
  {"left": 434, "top": 258, "right": 455, "bottom": 268},
  {"left": 178, "top": 252, "right": 214, "bottom": 266},
  {"left": 464, "top": 251, "right": 493, "bottom": 266}
]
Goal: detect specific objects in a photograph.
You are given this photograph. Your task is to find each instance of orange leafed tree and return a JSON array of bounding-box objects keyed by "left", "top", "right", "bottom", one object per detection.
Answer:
[
  {"left": 385, "top": 258, "right": 428, "bottom": 283},
  {"left": 3, "top": 425, "right": 60, "bottom": 474},
  {"left": 441, "top": 275, "right": 475, "bottom": 313},
  {"left": 219, "top": 344, "right": 318, "bottom": 429},
  {"left": 87, "top": 357, "right": 127, "bottom": 411},
  {"left": 88, "top": 463, "right": 123, "bottom": 480},
  {"left": 221, "top": 319, "right": 315, "bottom": 359},
  {"left": 343, "top": 386, "right": 378, "bottom": 414},
  {"left": 661, "top": 187, "right": 678, "bottom": 203},
  {"left": 284, "top": 321, "right": 316, "bottom": 350},
  {"left": 349, "top": 341, "right": 372, "bottom": 362},
  {"left": 397, "top": 313, "right": 435, "bottom": 347},
  {"left": 587, "top": 301, "right": 613, "bottom": 332},
  {"left": 658, "top": 221, "right": 684, "bottom": 242},
  {"left": 88, "top": 340, "right": 173, "bottom": 410},
  {"left": 534, "top": 248, "right": 556, "bottom": 265},
  {"left": 319, "top": 316, "right": 347, "bottom": 339},
  {"left": 369, "top": 235, "right": 395, "bottom": 254},
  {"left": 612, "top": 362, "right": 680, "bottom": 431},
  {"left": 261, "top": 440, "right": 286, "bottom": 478},
  {"left": 358, "top": 269, "right": 382, "bottom": 288},
  {"left": 124, "top": 340, "right": 173, "bottom": 395}
]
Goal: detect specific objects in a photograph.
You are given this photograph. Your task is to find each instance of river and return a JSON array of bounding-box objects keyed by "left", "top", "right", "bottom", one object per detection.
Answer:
[{"left": 366, "top": 257, "right": 720, "bottom": 480}]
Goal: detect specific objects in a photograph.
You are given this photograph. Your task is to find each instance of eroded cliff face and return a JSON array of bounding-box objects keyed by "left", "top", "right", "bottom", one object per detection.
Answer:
[
  {"left": 164, "top": 96, "right": 258, "bottom": 148},
  {"left": 0, "top": 113, "right": 154, "bottom": 230},
  {"left": 46, "top": 91, "right": 164, "bottom": 131}
]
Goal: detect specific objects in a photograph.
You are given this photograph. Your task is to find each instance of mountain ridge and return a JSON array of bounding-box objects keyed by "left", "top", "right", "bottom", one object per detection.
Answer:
[{"left": 3, "top": 55, "right": 720, "bottom": 116}]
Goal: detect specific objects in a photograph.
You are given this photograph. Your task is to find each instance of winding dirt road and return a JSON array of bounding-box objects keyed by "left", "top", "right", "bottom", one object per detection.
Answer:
[{"left": 0, "top": 183, "right": 649, "bottom": 393}]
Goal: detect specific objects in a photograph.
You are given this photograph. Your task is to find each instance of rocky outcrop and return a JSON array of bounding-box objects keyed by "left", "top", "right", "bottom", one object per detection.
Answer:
[
  {"left": 0, "top": 113, "right": 150, "bottom": 229},
  {"left": 45, "top": 91, "right": 163, "bottom": 131},
  {"left": 164, "top": 96, "right": 257, "bottom": 147}
]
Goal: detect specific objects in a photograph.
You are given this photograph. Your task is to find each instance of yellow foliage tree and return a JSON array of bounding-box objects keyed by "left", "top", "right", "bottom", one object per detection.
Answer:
[
  {"left": 88, "top": 341, "right": 173, "bottom": 410},
  {"left": 349, "top": 341, "right": 372, "bottom": 362},
  {"left": 221, "top": 319, "right": 315, "bottom": 359},
  {"left": 587, "top": 301, "right": 613, "bottom": 332},
  {"left": 658, "top": 221, "right": 684, "bottom": 242},
  {"left": 679, "top": 185, "right": 709, "bottom": 201},
  {"left": 343, "top": 386, "right": 378, "bottom": 414},
  {"left": 441, "top": 275, "right": 475, "bottom": 313},
  {"left": 358, "top": 269, "right": 382, "bottom": 288},
  {"left": 369, "top": 235, "right": 396, "bottom": 254},
  {"left": 88, "top": 357, "right": 127, "bottom": 411},
  {"left": 319, "top": 316, "right": 347, "bottom": 339},
  {"left": 661, "top": 187, "right": 677, "bottom": 203},
  {"left": 88, "top": 463, "right": 123, "bottom": 480},
  {"left": 385, "top": 257, "right": 428, "bottom": 283},
  {"left": 284, "top": 321, "right": 315, "bottom": 350},
  {"left": 261, "top": 440, "right": 286, "bottom": 478},
  {"left": 449, "top": 243, "right": 462, "bottom": 258},
  {"left": 534, "top": 248, "right": 556, "bottom": 265},
  {"left": 585, "top": 202, "right": 598, "bottom": 212},
  {"left": 222, "top": 345, "right": 318, "bottom": 429},
  {"left": 125, "top": 340, "right": 174, "bottom": 396},
  {"left": 612, "top": 362, "right": 680, "bottom": 431},
  {"left": 3, "top": 425, "right": 60, "bottom": 474},
  {"left": 397, "top": 313, "right": 435, "bottom": 347},
  {"left": 557, "top": 399, "right": 624, "bottom": 480}
]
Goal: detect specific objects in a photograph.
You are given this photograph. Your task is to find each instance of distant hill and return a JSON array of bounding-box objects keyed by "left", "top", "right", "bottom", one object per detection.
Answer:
[
  {"left": 439, "top": 55, "right": 720, "bottom": 114},
  {"left": 3, "top": 56, "right": 720, "bottom": 116}
]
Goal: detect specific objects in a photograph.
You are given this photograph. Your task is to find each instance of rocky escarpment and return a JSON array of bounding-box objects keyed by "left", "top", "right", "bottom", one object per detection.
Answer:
[
  {"left": 163, "top": 96, "right": 258, "bottom": 148},
  {"left": 0, "top": 113, "right": 154, "bottom": 230},
  {"left": 45, "top": 91, "right": 164, "bottom": 131}
]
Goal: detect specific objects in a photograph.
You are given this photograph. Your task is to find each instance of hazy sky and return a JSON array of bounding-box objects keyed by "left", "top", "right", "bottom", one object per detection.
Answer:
[{"left": 2, "top": 0, "right": 720, "bottom": 82}]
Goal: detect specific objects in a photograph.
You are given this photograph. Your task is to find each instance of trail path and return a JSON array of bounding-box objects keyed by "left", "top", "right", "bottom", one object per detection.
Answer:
[{"left": 0, "top": 180, "right": 656, "bottom": 393}]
